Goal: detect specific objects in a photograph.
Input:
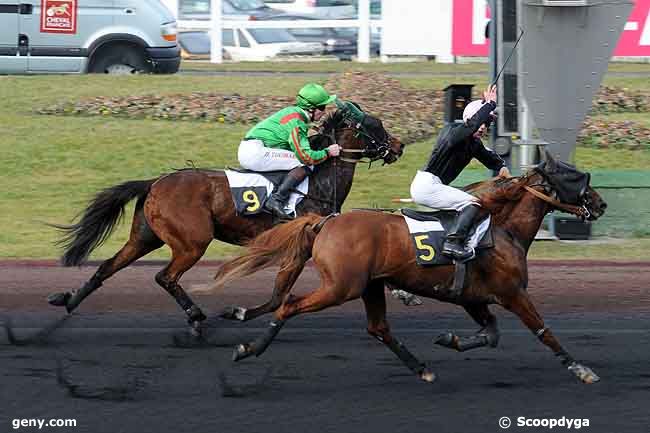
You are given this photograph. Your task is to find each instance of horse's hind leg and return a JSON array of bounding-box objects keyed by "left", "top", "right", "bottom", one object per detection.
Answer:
[
  {"left": 362, "top": 281, "right": 435, "bottom": 383},
  {"left": 221, "top": 261, "right": 306, "bottom": 322},
  {"left": 435, "top": 303, "right": 500, "bottom": 352},
  {"left": 504, "top": 290, "right": 599, "bottom": 384},
  {"left": 48, "top": 209, "right": 163, "bottom": 313},
  {"left": 232, "top": 277, "right": 354, "bottom": 362},
  {"left": 155, "top": 247, "right": 209, "bottom": 334}
]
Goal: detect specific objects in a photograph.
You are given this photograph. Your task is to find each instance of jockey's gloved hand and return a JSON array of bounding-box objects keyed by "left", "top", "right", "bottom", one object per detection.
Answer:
[
  {"left": 498, "top": 167, "right": 512, "bottom": 178},
  {"left": 327, "top": 144, "right": 341, "bottom": 157},
  {"left": 483, "top": 84, "right": 497, "bottom": 103}
]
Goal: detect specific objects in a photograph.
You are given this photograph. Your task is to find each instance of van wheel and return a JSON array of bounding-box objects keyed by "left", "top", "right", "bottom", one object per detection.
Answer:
[{"left": 89, "top": 44, "right": 152, "bottom": 74}]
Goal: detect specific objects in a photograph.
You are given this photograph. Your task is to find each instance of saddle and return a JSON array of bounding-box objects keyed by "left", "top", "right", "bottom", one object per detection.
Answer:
[
  {"left": 401, "top": 208, "right": 494, "bottom": 298},
  {"left": 401, "top": 208, "right": 494, "bottom": 253},
  {"left": 224, "top": 168, "right": 309, "bottom": 217},
  {"left": 228, "top": 167, "right": 289, "bottom": 188}
]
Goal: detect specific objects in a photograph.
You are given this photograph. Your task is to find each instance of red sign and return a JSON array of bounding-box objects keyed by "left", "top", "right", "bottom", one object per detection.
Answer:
[
  {"left": 452, "top": 0, "right": 650, "bottom": 57},
  {"left": 615, "top": 0, "right": 650, "bottom": 56},
  {"left": 40, "top": 0, "right": 77, "bottom": 34}
]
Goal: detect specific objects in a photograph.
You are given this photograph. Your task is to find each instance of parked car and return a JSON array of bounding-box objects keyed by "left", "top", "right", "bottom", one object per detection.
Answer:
[
  {"left": 261, "top": 15, "right": 356, "bottom": 58},
  {"left": 262, "top": 0, "right": 356, "bottom": 19},
  {"left": 179, "top": 27, "right": 322, "bottom": 61},
  {"left": 0, "top": 0, "right": 180, "bottom": 74},
  {"left": 178, "top": 31, "right": 231, "bottom": 60},
  {"left": 173, "top": 0, "right": 283, "bottom": 20},
  {"left": 264, "top": 14, "right": 379, "bottom": 60}
]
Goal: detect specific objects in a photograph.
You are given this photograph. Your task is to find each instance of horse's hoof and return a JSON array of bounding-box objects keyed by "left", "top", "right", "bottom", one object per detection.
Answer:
[
  {"left": 434, "top": 332, "right": 458, "bottom": 349},
  {"left": 568, "top": 362, "right": 600, "bottom": 384},
  {"left": 172, "top": 329, "right": 208, "bottom": 348},
  {"left": 232, "top": 344, "right": 253, "bottom": 362},
  {"left": 220, "top": 306, "right": 247, "bottom": 322},
  {"left": 189, "top": 322, "right": 203, "bottom": 338},
  {"left": 47, "top": 292, "right": 70, "bottom": 307},
  {"left": 419, "top": 369, "right": 436, "bottom": 383}
]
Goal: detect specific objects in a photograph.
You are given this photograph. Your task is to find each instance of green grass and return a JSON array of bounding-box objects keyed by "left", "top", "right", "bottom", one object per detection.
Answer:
[
  {"left": 180, "top": 59, "right": 489, "bottom": 74},
  {"left": 529, "top": 238, "right": 650, "bottom": 260},
  {"left": 180, "top": 59, "right": 650, "bottom": 74},
  {"left": 2, "top": 67, "right": 650, "bottom": 260}
]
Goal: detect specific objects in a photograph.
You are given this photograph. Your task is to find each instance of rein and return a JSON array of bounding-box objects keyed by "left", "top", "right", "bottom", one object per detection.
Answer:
[{"left": 523, "top": 185, "right": 588, "bottom": 218}]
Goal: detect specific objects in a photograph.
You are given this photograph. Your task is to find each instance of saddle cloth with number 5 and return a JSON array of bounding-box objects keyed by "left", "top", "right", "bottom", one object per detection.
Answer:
[
  {"left": 225, "top": 169, "right": 309, "bottom": 217},
  {"left": 401, "top": 209, "right": 494, "bottom": 266}
]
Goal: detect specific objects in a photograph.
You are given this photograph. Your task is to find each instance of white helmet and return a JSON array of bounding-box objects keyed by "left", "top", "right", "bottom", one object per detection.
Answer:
[{"left": 462, "top": 100, "right": 488, "bottom": 123}]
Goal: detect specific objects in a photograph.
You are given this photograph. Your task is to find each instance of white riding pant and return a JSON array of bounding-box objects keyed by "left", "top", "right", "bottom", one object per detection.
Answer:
[
  {"left": 238, "top": 139, "right": 305, "bottom": 172},
  {"left": 410, "top": 170, "right": 477, "bottom": 211}
]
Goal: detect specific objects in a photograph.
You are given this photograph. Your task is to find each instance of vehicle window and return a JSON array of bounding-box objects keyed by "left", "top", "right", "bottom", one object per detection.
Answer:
[
  {"left": 178, "top": 0, "right": 248, "bottom": 16},
  {"left": 222, "top": 29, "right": 235, "bottom": 46},
  {"left": 316, "top": 0, "right": 354, "bottom": 6},
  {"left": 291, "top": 28, "right": 326, "bottom": 37},
  {"left": 248, "top": 29, "right": 296, "bottom": 43},
  {"left": 237, "top": 30, "right": 251, "bottom": 48},
  {"left": 179, "top": 0, "right": 209, "bottom": 18},
  {"left": 178, "top": 32, "right": 211, "bottom": 55},
  {"left": 223, "top": 1, "right": 235, "bottom": 13},
  {"left": 229, "top": 0, "right": 266, "bottom": 10},
  {"left": 335, "top": 28, "right": 356, "bottom": 38}
]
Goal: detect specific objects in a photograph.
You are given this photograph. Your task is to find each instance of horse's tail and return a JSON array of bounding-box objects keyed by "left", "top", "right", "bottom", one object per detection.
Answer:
[
  {"left": 51, "top": 179, "right": 156, "bottom": 267},
  {"left": 212, "top": 213, "right": 335, "bottom": 290}
]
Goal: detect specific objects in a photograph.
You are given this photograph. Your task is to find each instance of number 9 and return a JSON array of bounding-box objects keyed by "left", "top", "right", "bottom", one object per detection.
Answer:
[{"left": 243, "top": 190, "right": 261, "bottom": 212}]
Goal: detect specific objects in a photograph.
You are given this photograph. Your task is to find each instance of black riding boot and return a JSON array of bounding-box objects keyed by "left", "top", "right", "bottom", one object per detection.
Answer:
[
  {"left": 442, "top": 204, "right": 482, "bottom": 261},
  {"left": 264, "top": 166, "right": 309, "bottom": 219}
]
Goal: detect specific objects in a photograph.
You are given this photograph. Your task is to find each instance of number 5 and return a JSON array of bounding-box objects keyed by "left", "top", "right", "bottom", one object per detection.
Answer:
[
  {"left": 414, "top": 234, "right": 435, "bottom": 261},
  {"left": 243, "top": 190, "right": 261, "bottom": 212}
]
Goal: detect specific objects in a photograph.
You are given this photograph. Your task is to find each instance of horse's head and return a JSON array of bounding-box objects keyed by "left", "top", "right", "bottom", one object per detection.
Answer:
[
  {"left": 534, "top": 151, "right": 607, "bottom": 221},
  {"left": 319, "top": 100, "right": 403, "bottom": 165}
]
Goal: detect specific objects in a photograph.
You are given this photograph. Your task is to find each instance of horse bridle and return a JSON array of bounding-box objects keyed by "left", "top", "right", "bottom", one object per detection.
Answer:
[
  {"left": 524, "top": 171, "right": 591, "bottom": 219},
  {"left": 336, "top": 121, "right": 398, "bottom": 164}
]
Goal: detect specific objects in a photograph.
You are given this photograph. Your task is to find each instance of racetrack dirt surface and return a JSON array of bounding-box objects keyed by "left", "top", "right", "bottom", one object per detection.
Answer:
[{"left": 1, "top": 261, "right": 649, "bottom": 433}]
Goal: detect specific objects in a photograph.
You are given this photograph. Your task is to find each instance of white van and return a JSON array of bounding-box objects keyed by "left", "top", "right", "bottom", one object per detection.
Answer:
[{"left": 0, "top": 0, "right": 181, "bottom": 74}]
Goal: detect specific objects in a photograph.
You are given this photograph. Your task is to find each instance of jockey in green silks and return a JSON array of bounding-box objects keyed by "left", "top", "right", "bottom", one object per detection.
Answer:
[{"left": 238, "top": 83, "right": 341, "bottom": 219}]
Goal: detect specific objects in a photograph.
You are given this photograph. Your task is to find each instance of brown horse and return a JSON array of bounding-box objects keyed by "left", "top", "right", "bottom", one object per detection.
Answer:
[
  {"left": 47, "top": 106, "right": 404, "bottom": 334},
  {"left": 212, "top": 152, "right": 607, "bottom": 384}
]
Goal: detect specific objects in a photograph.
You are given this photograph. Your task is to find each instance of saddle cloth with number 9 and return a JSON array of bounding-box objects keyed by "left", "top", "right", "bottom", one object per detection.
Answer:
[
  {"left": 401, "top": 209, "right": 494, "bottom": 266},
  {"left": 225, "top": 169, "right": 309, "bottom": 217}
]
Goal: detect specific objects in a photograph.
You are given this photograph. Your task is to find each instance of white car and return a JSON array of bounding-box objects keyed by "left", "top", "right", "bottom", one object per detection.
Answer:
[
  {"left": 221, "top": 27, "right": 323, "bottom": 61},
  {"left": 262, "top": 0, "right": 356, "bottom": 19}
]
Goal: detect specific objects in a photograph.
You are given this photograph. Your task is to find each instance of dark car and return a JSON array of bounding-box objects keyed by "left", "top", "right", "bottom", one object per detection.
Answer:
[
  {"left": 261, "top": 14, "right": 379, "bottom": 59},
  {"left": 178, "top": 0, "right": 283, "bottom": 20}
]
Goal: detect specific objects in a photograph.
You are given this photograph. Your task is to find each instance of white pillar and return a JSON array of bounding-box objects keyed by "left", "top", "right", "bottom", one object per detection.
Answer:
[
  {"left": 210, "top": 0, "right": 223, "bottom": 64},
  {"left": 357, "top": 0, "right": 370, "bottom": 63}
]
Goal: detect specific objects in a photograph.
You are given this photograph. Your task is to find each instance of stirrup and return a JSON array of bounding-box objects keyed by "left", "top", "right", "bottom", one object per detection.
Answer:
[
  {"left": 442, "top": 241, "right": 474, "bottom": 261},
  {"left": 264, "top": 198, "right": 293, "bottom": 219}
]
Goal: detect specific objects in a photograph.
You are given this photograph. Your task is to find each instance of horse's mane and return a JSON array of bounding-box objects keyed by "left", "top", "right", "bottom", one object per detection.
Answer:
[{"left": 463, "top": 171, "right": 539, "bottom": 209}]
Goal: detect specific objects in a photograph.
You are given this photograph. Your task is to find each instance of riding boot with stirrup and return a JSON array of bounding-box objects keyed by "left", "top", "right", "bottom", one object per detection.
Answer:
[
  {"left": 264, "top": 166, "right": 309, "bottom": 219},
  {"left": 442, "top": 203, "right": 482, "bottom": 261}
]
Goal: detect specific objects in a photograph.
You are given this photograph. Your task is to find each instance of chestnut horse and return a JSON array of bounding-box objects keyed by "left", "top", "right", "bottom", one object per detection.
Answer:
[
  {"left": 47, "top": 106, "right": 403, "bottom": 334},
  {"left": 212, "top": 153, "right": 607, "bottom": 384}
]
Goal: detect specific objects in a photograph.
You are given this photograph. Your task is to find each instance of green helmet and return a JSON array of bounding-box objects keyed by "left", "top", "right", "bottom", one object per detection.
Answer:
[{"left": 296, "top": 83, "right": 337, "bottom": 110}]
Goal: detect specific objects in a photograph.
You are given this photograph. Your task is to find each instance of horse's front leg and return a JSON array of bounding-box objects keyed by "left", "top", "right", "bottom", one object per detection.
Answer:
[
  {"left": 363, "top": 282, "right": 435, "bottom": 383},
  {"left": 221, "top": 262, "right": 306, "bottom": 322},
  {"left": 435, "top": 303, "right": 499, "bottom": 352},
  {"left": 504, "top": 290, "right": 599, "bottom": 384}
]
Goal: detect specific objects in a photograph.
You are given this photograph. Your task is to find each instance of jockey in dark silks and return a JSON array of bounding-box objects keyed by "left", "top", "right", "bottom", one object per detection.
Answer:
[
  {"left": 237, "top": 83, "right": 341, "bottom": 219},
  {"left": 410, "top": 85, "right": 511, "bottom": 260}
]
